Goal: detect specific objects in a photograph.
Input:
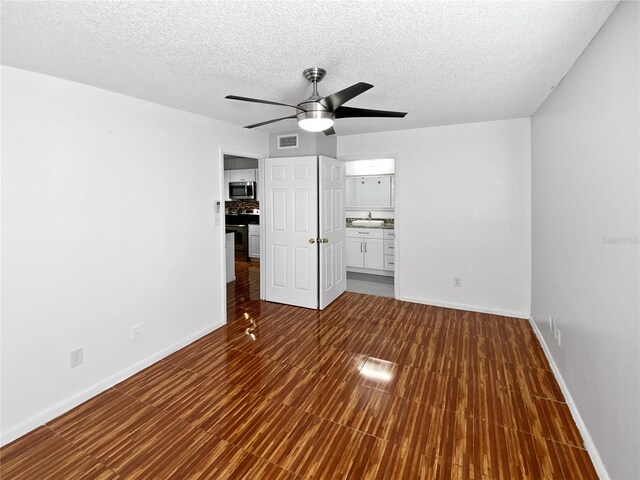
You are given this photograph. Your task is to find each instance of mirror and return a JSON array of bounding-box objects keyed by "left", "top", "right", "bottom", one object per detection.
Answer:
[{"left": 346, "top": 175, "right": 394, "bottom": 208}]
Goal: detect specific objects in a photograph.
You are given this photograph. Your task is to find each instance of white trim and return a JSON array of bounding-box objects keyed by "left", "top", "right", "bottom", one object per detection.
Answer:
[
  {"left": 0, "top": 320, "right": 224, "bottom": 447},
  {"left": 396, "top": 294, "right": 529, "bottom": 319},
  {"left": 528, "top": 316, "right": 609, "bottom": 480}
]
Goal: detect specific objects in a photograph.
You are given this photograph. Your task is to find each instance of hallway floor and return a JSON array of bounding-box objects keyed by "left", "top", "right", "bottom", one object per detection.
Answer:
[{"left": 1, "top": 262, "right": 597, "bottom": 479}]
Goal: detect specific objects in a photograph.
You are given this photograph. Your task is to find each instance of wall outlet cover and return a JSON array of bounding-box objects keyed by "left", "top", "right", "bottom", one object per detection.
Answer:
[
  {"left": 132, "top": 325, "right": 142, "bottom": 342},
  {"left": 70, "top": 348, "right": 83, "bottom": 368},
  {"left": 453, "top": 277, "right": 462, "bottom": 288}
]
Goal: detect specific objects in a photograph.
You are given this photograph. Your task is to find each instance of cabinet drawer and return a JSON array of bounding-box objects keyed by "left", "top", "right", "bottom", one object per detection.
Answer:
[
  {"left": 384, "top": 255, "right": 395, "bottom": 271},
  {"left": 384, "top": 229, "right": 395, "bottom": 239},
  {"left": 346, "top": 228, "right": 383, "bottom": 239},
  {"left": 384, "top": 240, "right": 395, "bottom": 255}
]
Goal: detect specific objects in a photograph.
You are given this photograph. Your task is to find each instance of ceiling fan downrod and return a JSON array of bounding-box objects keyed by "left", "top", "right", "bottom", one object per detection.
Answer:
[{"left": 303, "top": 67, "right": 326, "bottom": 99}]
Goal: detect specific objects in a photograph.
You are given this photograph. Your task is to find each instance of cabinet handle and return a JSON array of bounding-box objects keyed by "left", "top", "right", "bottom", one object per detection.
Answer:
[
  {"left": 364, "top": 241, "right": 367, "bottom": 253},
  {"left": 360, "top": 242, "right": 363, "bottom": 253},
  {"left": 359, "top": 231, "right": 369, "bottom": 234}
]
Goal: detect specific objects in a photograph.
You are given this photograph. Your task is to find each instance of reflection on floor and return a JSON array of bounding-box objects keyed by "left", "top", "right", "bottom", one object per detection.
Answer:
[
  {"left": 1, "top": 259, "right": 596, "bottom": 479},
  {"left": 346, "top": 271, "right": 394, "bottom": 298},
  {"left": 227, "top": 259, "right": 260, "bottom": 319}
]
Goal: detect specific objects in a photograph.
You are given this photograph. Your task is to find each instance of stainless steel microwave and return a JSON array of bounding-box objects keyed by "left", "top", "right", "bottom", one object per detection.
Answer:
[{"left": 229, "top": 181, "right": 256, "bottom": 200}]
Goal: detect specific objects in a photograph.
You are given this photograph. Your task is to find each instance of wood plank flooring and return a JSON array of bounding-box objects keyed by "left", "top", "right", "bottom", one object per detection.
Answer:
[{"left": 1, "top": 260, "right": 597, "bottom": 479}]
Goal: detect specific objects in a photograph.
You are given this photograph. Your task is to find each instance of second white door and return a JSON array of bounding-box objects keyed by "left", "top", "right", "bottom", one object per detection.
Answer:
[{"left": 319, "top": 156, "right": 346, "bottom": 309}]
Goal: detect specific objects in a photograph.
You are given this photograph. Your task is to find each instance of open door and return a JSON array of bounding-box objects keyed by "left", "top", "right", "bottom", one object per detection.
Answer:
[
  {"left": 264, "top": 156, "right": 318, "bottom": 308},
  {"left": 319, "top": 156, "right": 347, "bottom": 309}
]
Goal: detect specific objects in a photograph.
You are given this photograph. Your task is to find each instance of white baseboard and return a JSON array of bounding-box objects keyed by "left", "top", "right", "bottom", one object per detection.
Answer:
[
  {"left": 0, "top": 320, "right": 225, "bottom": 447},
  {"left": 396, "top": 294, "right": 529, "bottom": 319},
  {"left": 528, "top": 316, "right": 609, "bottom": 480}
]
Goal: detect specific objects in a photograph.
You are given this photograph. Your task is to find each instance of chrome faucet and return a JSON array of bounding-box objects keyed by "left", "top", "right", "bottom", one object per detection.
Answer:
[{"left": 368, "top": 212, "right": 372, "bottom": 219}]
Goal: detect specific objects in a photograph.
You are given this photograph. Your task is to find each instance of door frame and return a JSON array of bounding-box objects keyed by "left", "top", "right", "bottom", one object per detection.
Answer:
[
  {"left": 218, "top": 146, "right": 264, "bottom": 326},
  {"left": 338, "top": 152, "right": 400, "bottom": 299}
]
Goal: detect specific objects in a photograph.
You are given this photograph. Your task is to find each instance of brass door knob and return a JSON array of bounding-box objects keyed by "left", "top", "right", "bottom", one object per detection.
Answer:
[
  {"left": 308, "top": 238, "right": 316, "bottom": 244},
  {"left": 321, "top": 238, "right": 329, "bottom": 244}
]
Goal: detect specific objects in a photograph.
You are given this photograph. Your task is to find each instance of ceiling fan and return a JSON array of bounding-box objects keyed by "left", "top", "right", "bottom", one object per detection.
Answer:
[{"left": 225, "top": 67, "right": 407, "bottom": 136}]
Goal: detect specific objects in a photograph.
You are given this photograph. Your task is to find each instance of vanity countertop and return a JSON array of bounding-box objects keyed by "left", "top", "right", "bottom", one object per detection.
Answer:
[{"left": 346, "top": 218, "right": 395, "bottom": 229}]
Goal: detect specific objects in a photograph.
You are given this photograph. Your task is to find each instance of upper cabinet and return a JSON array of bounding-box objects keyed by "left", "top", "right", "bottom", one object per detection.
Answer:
[
  {"left": 346, "top": 175, "right": 393, "bottom": 208},
  {"left": 228, "top": 169, "right": 256, "bottom": 183}
]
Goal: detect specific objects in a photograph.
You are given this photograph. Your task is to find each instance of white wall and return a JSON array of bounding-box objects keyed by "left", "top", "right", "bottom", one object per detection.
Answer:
[
  {"left": 339, "top": 118, "right": 531, "bottom": 318},
  {"left": 0, "top": 66, "right": 268, "bottom": 444},
  {"left": 531, "top": 2, "right": 639, "bottom": 479}
]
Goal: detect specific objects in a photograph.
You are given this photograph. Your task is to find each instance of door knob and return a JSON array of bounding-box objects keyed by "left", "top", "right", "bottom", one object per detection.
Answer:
[
  {"left": 321, "top": 238, "right": 329, "bottom": 244},
  {"left": 308, "top": 238, "right": 316, "bottom": 244}
]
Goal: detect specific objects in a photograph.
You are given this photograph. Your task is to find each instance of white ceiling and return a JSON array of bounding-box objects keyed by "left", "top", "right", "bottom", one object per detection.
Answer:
[{"left": 1, "top": 1, "right": 617, "bottom": 136}]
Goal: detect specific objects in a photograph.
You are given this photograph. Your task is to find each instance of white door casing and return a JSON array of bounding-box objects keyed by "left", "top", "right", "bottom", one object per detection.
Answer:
[
  {"left": 319, "top": 156, "right": 347, "bottom": 309},
  {"left": 264, "top": 156, "right": 318, "bottom": 309}
]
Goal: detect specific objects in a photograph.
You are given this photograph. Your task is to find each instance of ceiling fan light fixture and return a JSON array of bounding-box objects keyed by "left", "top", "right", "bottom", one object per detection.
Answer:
[{"left": 297, "top": 110, "right": 334, "bottom": 133}]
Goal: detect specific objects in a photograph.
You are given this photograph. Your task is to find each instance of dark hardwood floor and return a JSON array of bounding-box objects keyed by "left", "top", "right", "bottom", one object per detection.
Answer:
[{"left": 1, "top": 259, "right": 597, "bottom": 479}]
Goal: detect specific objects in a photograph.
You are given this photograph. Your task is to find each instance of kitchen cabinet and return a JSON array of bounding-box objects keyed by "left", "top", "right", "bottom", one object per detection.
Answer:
[
  {"left": 346, "top": 228, "right": 384, "bottom": 270},
  {"left": 248, "top": 224, "right": 260, "bottom": 259},
  {"left": 228, "top": 169, "right": 256, "bottom": 183},
  {"left": 346, "top": 175, "right": 393, "bottom": 208}
]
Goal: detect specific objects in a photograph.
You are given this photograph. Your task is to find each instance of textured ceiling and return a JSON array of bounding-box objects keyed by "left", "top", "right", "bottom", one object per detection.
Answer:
[{"left": 1, "top": 1, "right": 617, "bottom": 135}]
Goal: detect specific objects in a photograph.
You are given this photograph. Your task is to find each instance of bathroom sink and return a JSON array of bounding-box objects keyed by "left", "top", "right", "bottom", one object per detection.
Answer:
[{"left": 351, "top": 220, "right": 384, "bottom": 227}]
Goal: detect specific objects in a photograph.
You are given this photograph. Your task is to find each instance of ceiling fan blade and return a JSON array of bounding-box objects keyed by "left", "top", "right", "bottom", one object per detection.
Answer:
[
  {"left": 322, "top": 82, "right": 373, "bottom": 111},
  {"left": 335, "top": 106, "right": 407, "bottom": 119},
  {"left": 323, "top": 126, "right": 336, "bottom": 136},
  {"left": 244, "top": 115, "right": 297, "bottom": 129},
  {"left": 226, "top": 95, "right": 304, "bottom": 111}
]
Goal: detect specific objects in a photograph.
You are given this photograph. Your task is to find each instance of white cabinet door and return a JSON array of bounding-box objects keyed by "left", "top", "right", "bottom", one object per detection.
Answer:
[
  {"left": 248, "top": 224, "right": 260, "bottom": 258},
  {"left": 224, "top": 171, "right": 231, "bottom": 201},
  {"left": 363, "top": 238, "right": 384, "bottom": 269},
  {"left": 264, "top": 156, "right": 318, "bottom": 309},
  {"left": 228, "top": 170, "right": 243, "bottom": 182},
  {"left": 346, "top": 238, "right": 364, "bottom": 268},
  {"left": 243, "top": 169, "right": 257, "bottom": 182},
  {"left": 319, "top": 156, "right": 346, "bottom": 309}
]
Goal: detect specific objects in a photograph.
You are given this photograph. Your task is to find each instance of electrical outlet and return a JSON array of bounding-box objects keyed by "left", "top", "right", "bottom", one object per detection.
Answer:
[
  {"left": 132, "top": 324, "right": 142, "bottom": 342},
  {"left": 549, "top": 315, "right": 554, "bottom": 332},
  {"left": 70, "top": 348, "right": 83, "bottom": 368},
  {"left": 453, "top": 277, "right": 462, "bottom": 288},
  {"left": 556, "top": 328, "right": 562, "bottom": 347}
]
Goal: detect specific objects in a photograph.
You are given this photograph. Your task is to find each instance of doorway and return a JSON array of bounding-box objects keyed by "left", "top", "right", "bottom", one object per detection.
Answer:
[
  {"left": 223, "top": 154, "right": 261, "bottom": 323},
  {"left": 343, "top": 158, "right": 396, "bottom": 298}
]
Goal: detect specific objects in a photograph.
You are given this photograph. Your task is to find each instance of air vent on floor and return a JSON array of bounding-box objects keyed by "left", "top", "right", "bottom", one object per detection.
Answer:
[{"left": 277, "top": 134, "right": 299, "bottom": 149}]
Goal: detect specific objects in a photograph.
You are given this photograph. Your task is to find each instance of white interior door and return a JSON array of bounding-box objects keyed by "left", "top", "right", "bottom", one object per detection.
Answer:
[
  {"left": 264, "top": 156, "right": 318, "bottom": 309},
  {"left": 319, "top": 156, "right": 346, "bottom": 309}
]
